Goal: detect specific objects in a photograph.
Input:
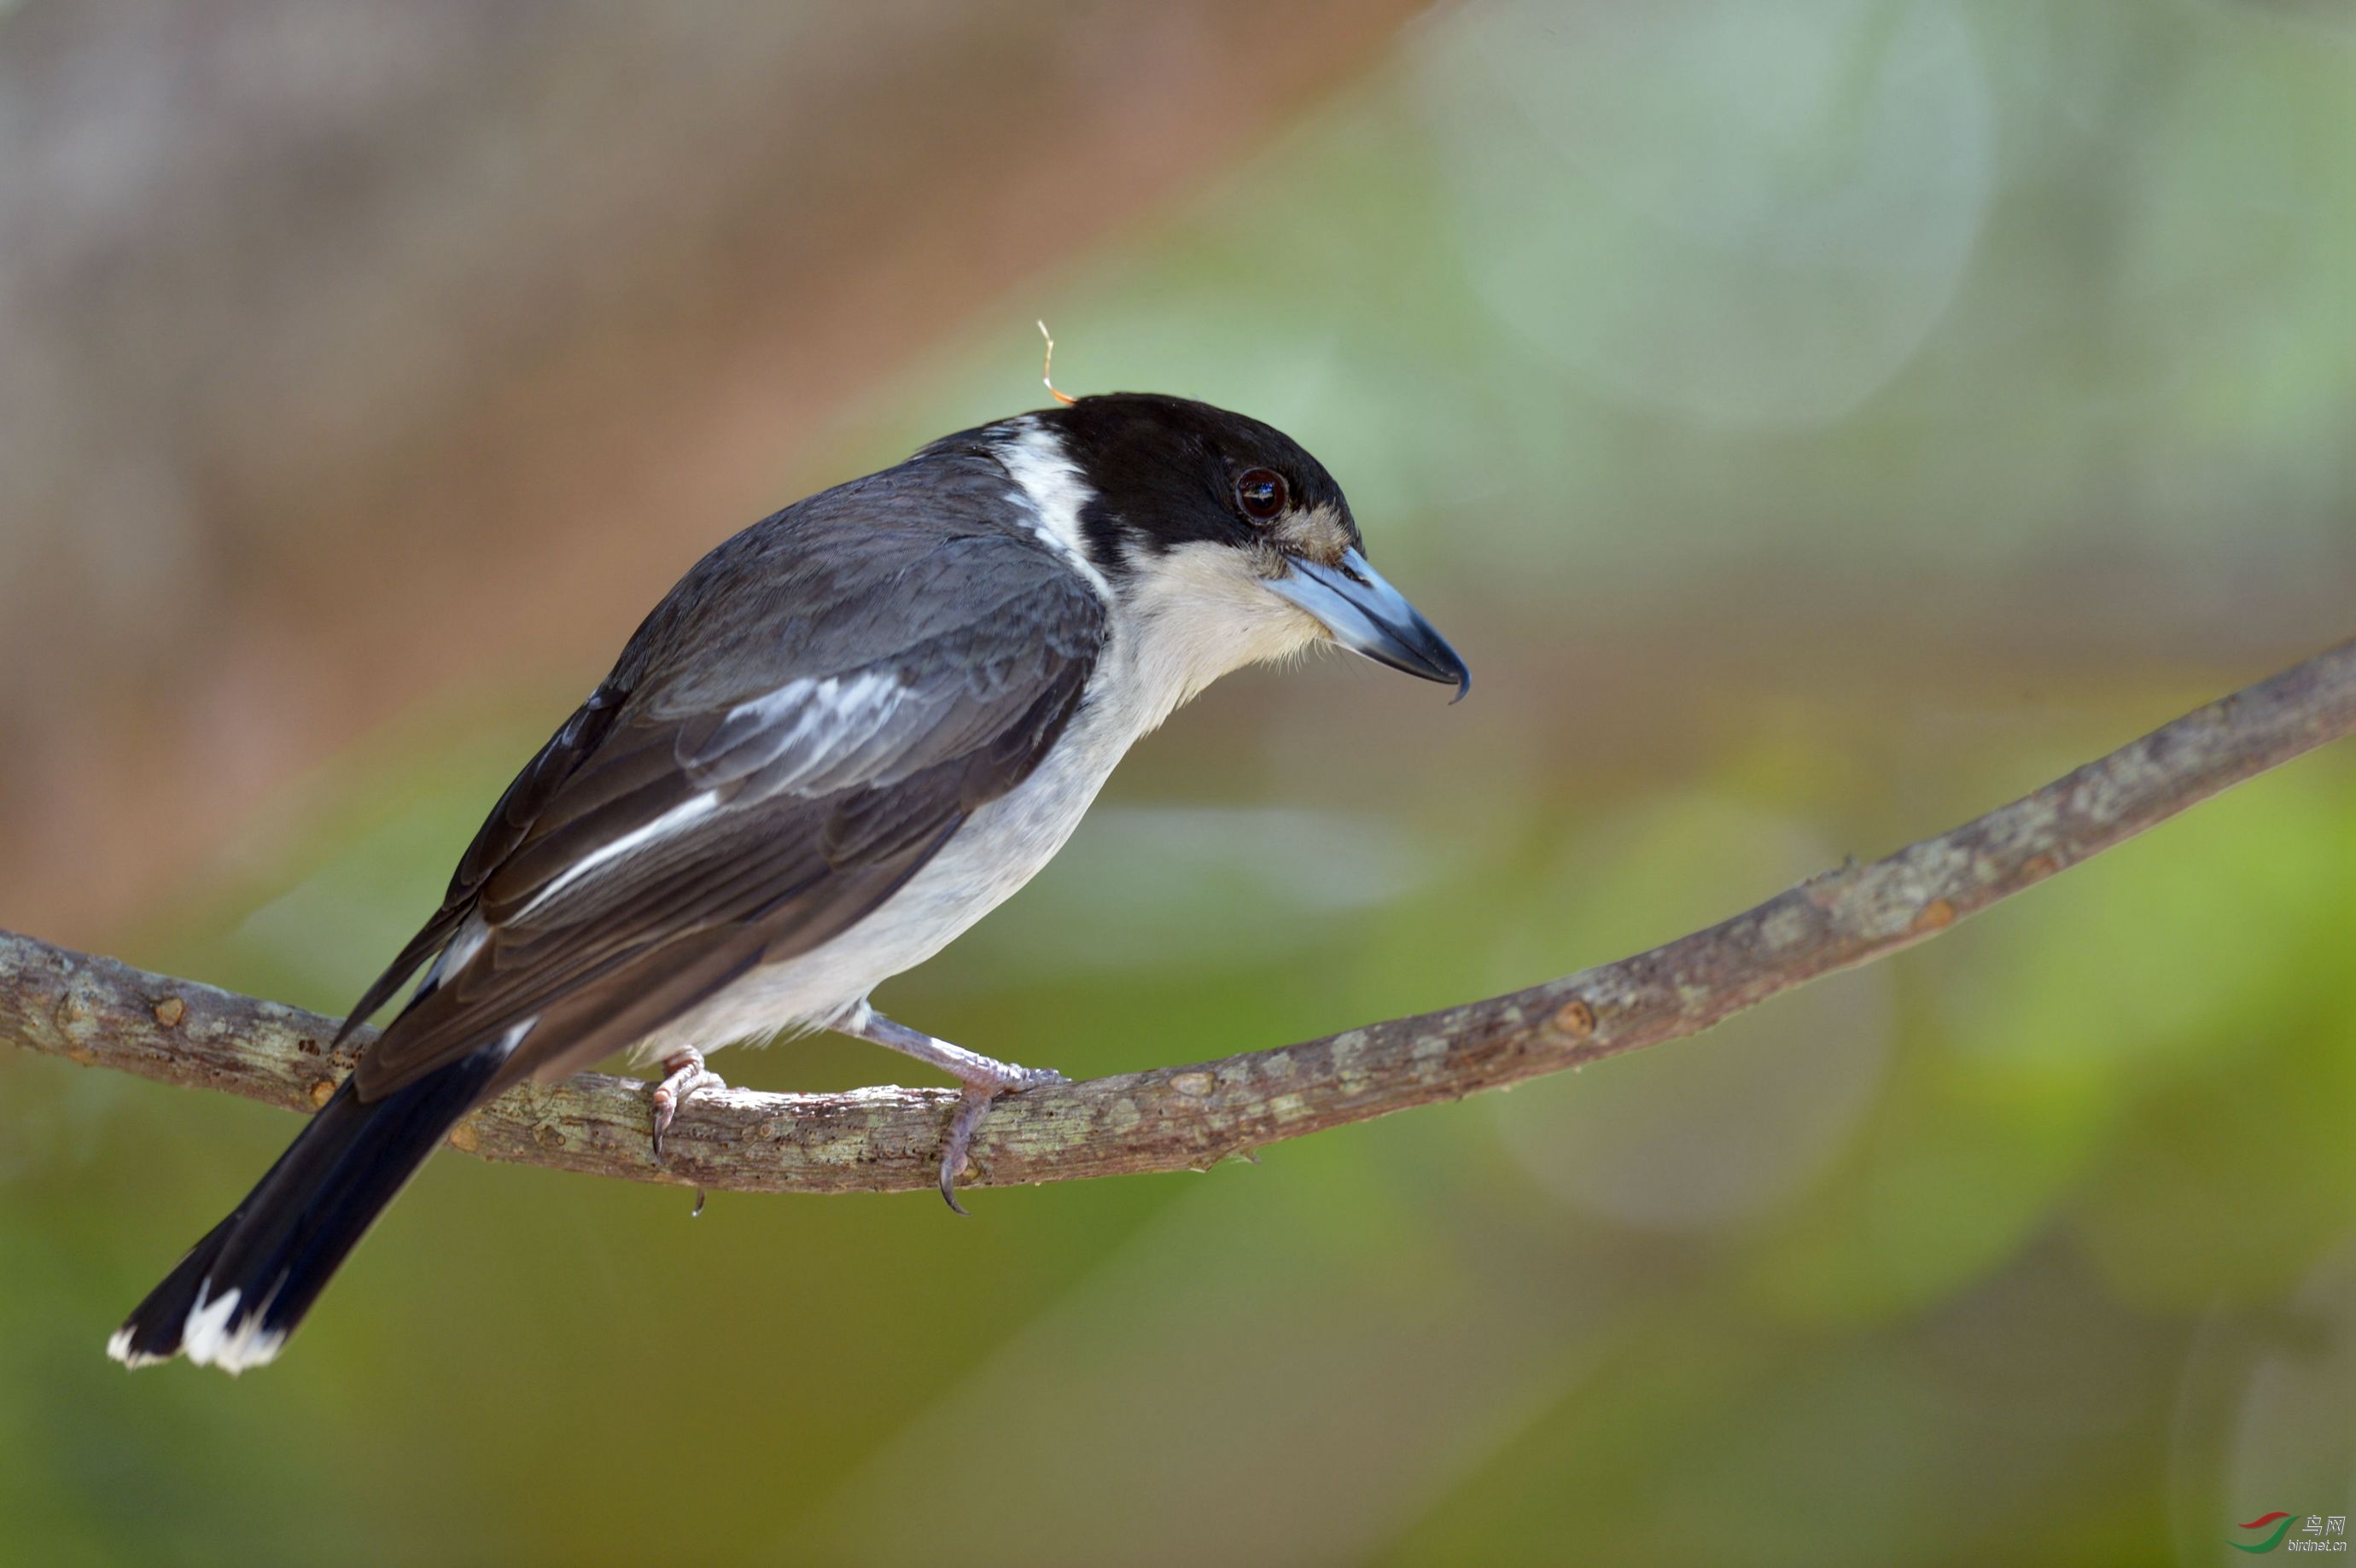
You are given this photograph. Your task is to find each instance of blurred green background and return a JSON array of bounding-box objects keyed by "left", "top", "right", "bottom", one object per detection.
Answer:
[{"left": 3, "top": 1, "right": 2353, "bottom": 1563}]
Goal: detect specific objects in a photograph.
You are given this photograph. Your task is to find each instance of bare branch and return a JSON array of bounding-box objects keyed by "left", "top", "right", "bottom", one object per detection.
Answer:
[{"left": 6, "top": 638, "right": 2353, "bottom": 1197}]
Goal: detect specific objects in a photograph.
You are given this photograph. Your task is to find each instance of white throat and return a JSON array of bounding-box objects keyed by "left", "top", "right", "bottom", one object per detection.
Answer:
[
  {"left": 993, "top": 419, "right": 1322, "bottom": 743},
  {"left": 1109, "top": 541, "right": 1321, "bottom": 735}
]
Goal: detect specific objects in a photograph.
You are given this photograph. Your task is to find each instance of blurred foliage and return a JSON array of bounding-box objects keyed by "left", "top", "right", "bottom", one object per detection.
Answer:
[
  {"left": 5, "top": 0, "right": 2354, "bottom": 1563},
  {"left": 878, "top": 0, "right": 2355, "bottom": 605}
]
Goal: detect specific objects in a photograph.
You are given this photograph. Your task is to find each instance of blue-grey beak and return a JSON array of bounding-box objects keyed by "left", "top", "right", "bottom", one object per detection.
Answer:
[{"left": 1272, "top": 547, "right": 1470, "bottom": 701}]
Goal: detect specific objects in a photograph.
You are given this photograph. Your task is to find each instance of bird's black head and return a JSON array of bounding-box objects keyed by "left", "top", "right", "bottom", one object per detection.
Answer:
[
  {"left": 1006, "top": 393, "right": 1467, "bottom": 698},
  {"left": 1041, "top": 392, "right": 1362, "bottom": 572}
]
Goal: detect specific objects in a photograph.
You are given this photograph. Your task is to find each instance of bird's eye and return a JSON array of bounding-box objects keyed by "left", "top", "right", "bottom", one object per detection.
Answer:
[{"left": 1235, "top": 468, "right": 1287, "bottom": 523}]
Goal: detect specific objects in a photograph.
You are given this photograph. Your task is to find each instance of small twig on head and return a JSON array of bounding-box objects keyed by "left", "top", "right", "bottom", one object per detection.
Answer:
[{"left": 1038, "top": 320, "right": 1078, "bottom": 406}]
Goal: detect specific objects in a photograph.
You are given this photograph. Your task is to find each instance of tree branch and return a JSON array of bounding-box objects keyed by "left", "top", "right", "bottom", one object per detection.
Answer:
[{"left": 6, "top": 637, "right": 2353, "bottom": 1197}]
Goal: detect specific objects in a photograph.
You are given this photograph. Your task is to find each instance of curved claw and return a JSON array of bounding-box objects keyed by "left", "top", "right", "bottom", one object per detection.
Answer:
[
  {"left": 937, "top": 1089, "right": 996, "bottom": 1216},
  {"left": 650, "top": 1048, "right": 723, "bottom": 1158},
  {"left": 936, "top": 1067, "right": 1067, "bottom": 1215}
]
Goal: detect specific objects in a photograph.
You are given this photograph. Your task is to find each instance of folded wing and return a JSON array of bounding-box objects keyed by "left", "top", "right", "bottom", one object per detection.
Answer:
[{"left": 347, "top": 521, "right": 1106, "bottom": 1100}]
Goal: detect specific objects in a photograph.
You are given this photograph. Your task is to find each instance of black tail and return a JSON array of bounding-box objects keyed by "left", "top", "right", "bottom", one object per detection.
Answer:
[{"left": 108, "top": 1041, "right": 509, "bottom": 1373}]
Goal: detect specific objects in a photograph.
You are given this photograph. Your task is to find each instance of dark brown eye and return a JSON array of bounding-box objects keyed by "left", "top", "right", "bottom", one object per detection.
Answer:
[{"left": 1235, "top": 468, "right": 1287, "bottom": 522}]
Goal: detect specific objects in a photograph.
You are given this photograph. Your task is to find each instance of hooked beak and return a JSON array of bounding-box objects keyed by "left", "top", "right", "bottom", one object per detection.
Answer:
[{"left": 1270, "top": 547, "right": 1470, "bottom": 701}]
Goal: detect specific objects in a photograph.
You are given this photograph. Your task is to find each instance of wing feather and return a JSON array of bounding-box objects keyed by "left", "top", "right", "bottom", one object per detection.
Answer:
[{"left": 346, "top": 503, "right": 1105, "bottom": 1101}]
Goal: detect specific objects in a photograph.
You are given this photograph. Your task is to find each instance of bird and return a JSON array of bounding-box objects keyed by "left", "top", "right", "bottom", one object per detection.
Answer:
[{"left": 108, "top": 390, "right": 1467, "bottom": 1373}]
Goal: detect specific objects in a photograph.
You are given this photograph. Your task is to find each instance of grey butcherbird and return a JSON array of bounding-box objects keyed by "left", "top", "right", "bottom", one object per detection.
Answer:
[{"left": 109, "top": 391, "right": 1468, "bottom": 1373}]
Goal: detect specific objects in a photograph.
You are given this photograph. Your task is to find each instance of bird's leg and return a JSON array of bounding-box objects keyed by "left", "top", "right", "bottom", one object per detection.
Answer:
[
  {"left": 649, "top": 1046, "right": 726, "bottom": 1157},
  {"left": 835, "top": 1006, "right": 1065, "bottom": 1214}
]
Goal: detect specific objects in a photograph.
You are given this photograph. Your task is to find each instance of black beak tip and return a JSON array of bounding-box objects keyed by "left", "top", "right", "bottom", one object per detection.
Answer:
[
  {"left": 1424, "top": 635, "right": 1470, "bottom": 703},
  {"left": 1387, "top": 629, "right": 1467, "bottom": 702}
]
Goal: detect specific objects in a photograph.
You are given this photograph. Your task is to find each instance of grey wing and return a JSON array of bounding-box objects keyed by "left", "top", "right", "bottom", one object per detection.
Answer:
[
  {"left": 348, "top": 527, "right": 1106, "bottom": 1100},
  {"left": 333, "top": 688, "right": 630, "bottom": 1040}
]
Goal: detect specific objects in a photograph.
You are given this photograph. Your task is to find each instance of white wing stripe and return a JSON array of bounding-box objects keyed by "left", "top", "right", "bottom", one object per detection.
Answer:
[
  {"left": 699, "top": 671, "right": 908, "bottom": 796},
  {"left": 511, "top": 791, "right": 720, "bottom": 919},
  {"left": 512, "top": 670, "right": 918, "bottom": 924}
]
